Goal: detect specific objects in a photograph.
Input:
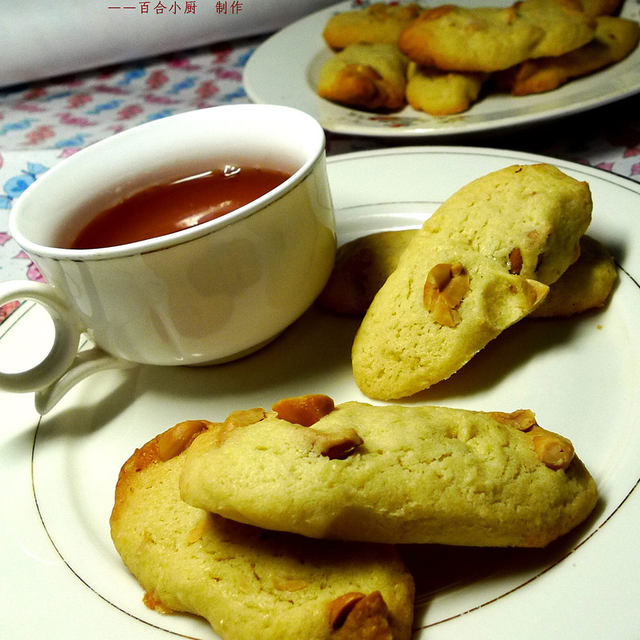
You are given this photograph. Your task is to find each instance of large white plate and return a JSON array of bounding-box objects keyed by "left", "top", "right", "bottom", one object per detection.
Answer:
[
  {"left": 244, "top": 0, "right": 640, "bottom": 137},
  {"left": 2, "top": 147, "right": 640, "bottom": 640}
]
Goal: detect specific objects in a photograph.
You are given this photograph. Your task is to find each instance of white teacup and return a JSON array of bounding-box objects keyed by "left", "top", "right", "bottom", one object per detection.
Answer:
[{"left": 1, "top": 104, "right": 335, "bottom": 413}]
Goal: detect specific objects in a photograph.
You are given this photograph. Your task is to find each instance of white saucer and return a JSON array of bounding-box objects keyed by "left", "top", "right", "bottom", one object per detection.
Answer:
[{"left": 2, "top": 147, "right": 640, "bottom": 639}]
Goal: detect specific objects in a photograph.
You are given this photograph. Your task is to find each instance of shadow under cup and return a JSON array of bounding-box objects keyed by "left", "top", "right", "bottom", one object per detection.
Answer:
[{"left": 9, "top": 104, "right": 336, "bottom": 367}]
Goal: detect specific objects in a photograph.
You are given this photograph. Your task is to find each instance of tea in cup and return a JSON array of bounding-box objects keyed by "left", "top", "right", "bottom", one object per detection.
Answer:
[{"left": 0, "top": 104, "right": 335, "bottom": 412}]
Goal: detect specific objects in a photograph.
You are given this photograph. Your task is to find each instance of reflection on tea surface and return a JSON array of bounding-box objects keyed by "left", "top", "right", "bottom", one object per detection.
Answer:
[{"left": 70, "top": 165, "right": 290, "bottom": 249}]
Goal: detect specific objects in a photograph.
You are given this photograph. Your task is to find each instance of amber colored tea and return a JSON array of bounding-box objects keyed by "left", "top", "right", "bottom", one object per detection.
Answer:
[{"left": 70, "top": 165, "right": 290, "bottom": 249}]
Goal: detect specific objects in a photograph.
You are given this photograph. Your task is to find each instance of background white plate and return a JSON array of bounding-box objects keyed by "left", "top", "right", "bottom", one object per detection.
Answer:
[
  {"left": 244, "top": 0, "right": 640, "bottom": 137},
  {"left": 2, "top": 147, "right": 640, "bottom": 639}
]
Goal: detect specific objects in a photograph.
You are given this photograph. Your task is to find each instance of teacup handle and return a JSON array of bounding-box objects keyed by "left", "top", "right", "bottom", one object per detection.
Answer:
[{"left": 0, "top": 281, "right": 134, "bottom": 413}]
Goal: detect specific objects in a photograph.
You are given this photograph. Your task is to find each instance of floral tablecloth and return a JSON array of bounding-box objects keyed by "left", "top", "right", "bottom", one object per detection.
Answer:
[{"left": 1, "top": 29, "right": 640, "bottom": 323}]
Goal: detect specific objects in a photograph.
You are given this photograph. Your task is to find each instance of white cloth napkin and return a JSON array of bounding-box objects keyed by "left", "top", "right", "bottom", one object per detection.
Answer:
[{"left": 1, "top": 0, "right": 339, "bottom": 87}]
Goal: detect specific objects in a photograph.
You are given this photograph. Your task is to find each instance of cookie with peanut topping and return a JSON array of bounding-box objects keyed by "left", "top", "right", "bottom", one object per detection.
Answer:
[
  {"left": 398, "top": 0, "right": 596, "bottom": 73},
  {"left": 318, "top": 228, "right": 416, "bottom": 315},
  {"left": 495, "top": 16, "right": 640, "bottom": 96},
  {"left": 179, "top": 396, "right": 598, "bottom": 548},
  {"left": 405, "top": 62, "right": 488, "bottom": 115},
  {"left": 322, "top": 2, "right": 422, "bottom": 50},
  {"left": 110, "top": 419, "right": 415, "bottom": 640},
  {"left": 353, "top": 241, "right": 549, "bottom": 397},
  {"left": 351, "top": 163, "right": 592, "bottom": 400},
  {"left": 317, "top": 43, "right": 409, "bottom": 111},
  {"left": 530, "top": 234, "right": 618, "bottom": 317}
]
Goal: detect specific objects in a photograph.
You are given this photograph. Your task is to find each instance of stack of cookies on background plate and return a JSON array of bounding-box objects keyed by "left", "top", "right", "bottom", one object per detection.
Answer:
[{"left": 317, "top": 0, "right": 640, "bottom": 114}]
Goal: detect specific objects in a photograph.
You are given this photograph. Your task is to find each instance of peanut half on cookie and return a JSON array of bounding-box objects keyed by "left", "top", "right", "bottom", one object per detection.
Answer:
[
  {"left": 351, "top": 163, "right": 592, "bottom": 400},
  {"left": 110, "top": 420, "right": 415, "bottom": 640},
  {"left": 179, "top": 395, "right": 598, "bottom": 548}
]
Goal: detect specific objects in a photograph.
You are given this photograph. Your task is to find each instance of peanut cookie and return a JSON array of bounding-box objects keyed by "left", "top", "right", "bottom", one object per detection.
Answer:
[
  {"left": 515, "top": 0, "right": 598, "bottom": 57},
  {"left": 405, "top": 62, "right": 487, "bottom": 115},
  {"left": 351, "top": 164, "right": 592, "bottom": 400},
  {"left": 352, "top": 241, "right": 549, "bottom": 399},
  {"left": 318, "top": 229, "right": 416, "bottom": 315},
  {"left": 323, "top": 2, "right": 422, "bottom": 50},
  {"left": 180, "top": 396, "right": 598, "bottom": 548},
  {"left": 496, "top": 16, "right": 640, "bottom": 96},
  {"left": 110, "top": 420, "right": 415, "bottom": 640},
  {"left": 398, "top": 0, "right": 596, "bottom": 72},
  {"left": 530, "top": 235, "right": 617, "bottom": 317},
  {"left": 317, "top": 43, "right": 408, "bottom": 111}
]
